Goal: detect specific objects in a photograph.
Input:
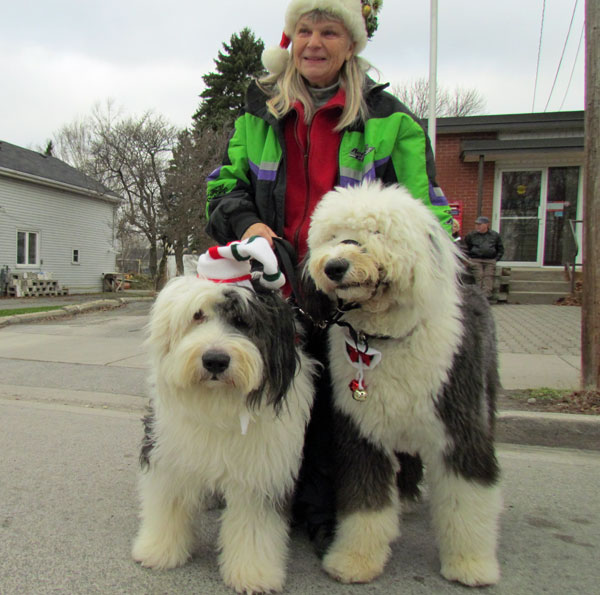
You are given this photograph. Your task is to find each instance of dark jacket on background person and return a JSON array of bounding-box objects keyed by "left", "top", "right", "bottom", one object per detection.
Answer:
[{"left": 465, "top": 229, "right": 504, "bottom": 261}]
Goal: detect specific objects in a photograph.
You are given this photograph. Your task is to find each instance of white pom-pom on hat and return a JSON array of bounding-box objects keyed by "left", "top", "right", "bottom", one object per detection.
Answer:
[{"left": 262, "top": 33, "right": 292, "bottom": 76}]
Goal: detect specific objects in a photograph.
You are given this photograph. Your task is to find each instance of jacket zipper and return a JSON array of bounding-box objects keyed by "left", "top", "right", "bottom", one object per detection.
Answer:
[{"left": 293, "top": 117, "right": 313, "bottom": 255}]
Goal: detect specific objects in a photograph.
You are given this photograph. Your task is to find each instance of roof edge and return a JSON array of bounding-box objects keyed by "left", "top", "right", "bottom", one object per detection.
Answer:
[
  {"left": 431, "top": 110, "right": 584, "bottom": 134},
  {"left": 0, "top": 166, "right": 121, "bottom": 204}
]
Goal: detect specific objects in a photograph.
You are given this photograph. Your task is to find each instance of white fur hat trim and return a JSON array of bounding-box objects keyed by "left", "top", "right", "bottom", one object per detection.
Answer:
[
  {"left": 285, "top": 0, "right": 367, "bottom": 53},
  {"left": 261, "top": 0, "right": 368, "bottom": 75}
]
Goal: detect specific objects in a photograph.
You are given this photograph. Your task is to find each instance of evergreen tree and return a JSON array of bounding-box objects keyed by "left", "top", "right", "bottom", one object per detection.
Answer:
[
  {"left": 193, "top": 28, "right": 265, "bottom": 130},
  {"left": 44, "top": 140, "right": 54, "bottom": 156}
]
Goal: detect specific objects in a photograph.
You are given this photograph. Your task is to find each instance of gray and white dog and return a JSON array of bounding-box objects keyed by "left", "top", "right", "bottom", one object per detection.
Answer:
[
  {"left": 303, "top": 181, "right": 502, "bottom": 587},
  {"left": 132, "top": 275, "right": 315, "bottom": 594}
]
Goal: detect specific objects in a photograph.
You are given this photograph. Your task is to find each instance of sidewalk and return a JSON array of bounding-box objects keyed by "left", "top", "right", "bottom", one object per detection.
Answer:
[
  {"left": 0, "top": 293, "right": 583, "bottom": 389},
  {"left": 0, "top": 294, "right": 595, "bottom": 451},
  {"left": 0, "top": 290, "right": 155, "bottom": 325},
  {"left": 0, "top": 289, "right": 154, "bottom": 309},
  {"left": 492, "top": 304, "right": 581, "bottom": 390}
]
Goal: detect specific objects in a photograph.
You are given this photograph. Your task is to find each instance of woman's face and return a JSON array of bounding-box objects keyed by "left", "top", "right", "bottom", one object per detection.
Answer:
[{"left": 292, "top": 15, "right": 355, "bottom": 87}]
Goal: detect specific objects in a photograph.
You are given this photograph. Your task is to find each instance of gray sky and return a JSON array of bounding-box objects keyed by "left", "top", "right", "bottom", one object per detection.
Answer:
[{"left": 1, "top": 0, "right": 585, "bottom": 149}]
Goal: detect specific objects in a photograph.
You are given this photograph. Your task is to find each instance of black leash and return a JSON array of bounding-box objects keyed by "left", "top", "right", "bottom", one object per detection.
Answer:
[
  {"left": 272, "top": 237, "right": 301, "bottom": 302},
  {"left": 272, "top": 237, "right": 359, "bottom": 329},
  {"left": 272, "top": 238, "right": 408, "bottom": 365}
]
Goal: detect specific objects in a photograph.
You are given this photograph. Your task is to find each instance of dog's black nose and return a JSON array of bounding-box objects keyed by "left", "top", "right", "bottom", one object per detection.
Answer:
[
  {"left": 324, "top": 258, "right": 350, "bottom": 282},
  {"left": 202, "top": 351, "right": 230, "bottom": 375}
]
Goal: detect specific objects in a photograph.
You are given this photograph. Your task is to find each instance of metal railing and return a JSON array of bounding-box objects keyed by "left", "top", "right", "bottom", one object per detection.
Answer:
[{"left": 564, "top": 219, "right": 583, "bottom": 294}]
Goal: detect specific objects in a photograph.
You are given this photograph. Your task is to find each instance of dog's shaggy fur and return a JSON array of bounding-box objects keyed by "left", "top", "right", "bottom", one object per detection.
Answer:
[
  {"left": 132, "top": 276, "right": 315, "bottom": 594},
  {"left": 303, "top": 181, "right": 502, "bottom": 587}
]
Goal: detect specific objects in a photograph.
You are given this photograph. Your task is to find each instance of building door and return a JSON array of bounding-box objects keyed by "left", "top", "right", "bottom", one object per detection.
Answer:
[
  {"left": 499, "top": 170, "right": 543, "bottom": 264},
  {"left": 499, "top": 167, "right": 580, "bottom": 265},
  {"left": 542, "top": 167, "right": 580, "bottom": 266}
]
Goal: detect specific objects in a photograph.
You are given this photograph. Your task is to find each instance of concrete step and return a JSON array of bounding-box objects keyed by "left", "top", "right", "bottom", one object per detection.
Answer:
[
  {"left": 507, "top": 291, "right": 566, "bottom": 305},
  {"left": 509, "top": 280, "right": 571, "bottom": 293},
  {"left": 508, "top": 268, "right": 568, "bottom": 281},
  {"left": 503, "top": 267, "right": 571, "bottom": 304}
]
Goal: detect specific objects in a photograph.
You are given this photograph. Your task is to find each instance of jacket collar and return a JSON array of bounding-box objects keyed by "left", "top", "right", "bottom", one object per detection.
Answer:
[
  {"left": 291, "top": 86, "right": 347, "bottom": 121},
  {"left": 245, "top": 76, "right": 388, "bottom": 121}
]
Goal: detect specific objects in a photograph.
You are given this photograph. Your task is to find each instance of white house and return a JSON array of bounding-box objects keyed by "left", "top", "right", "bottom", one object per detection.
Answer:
[{"left": 0, "top": 140, "right": 120, "bottom": 294}]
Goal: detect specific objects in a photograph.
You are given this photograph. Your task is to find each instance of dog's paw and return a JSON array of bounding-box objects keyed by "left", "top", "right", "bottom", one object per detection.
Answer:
[
  {"left": 132, "top": 533, "right": 191, "bottom": 570},
  {"left": 322, "top": 548, "right": 387, "bottom": 584},
  {"left": 221, "top": 565, "right": 285, "bottom": 594},
  {"left": 441, "top": 555, "right": 500, "bottom": 587}
]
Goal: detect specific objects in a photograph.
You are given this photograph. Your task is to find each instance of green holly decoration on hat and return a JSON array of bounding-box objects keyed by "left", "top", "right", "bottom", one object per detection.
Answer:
[{"left": 361, "top": 0, "right": 382, "bottom": 39}]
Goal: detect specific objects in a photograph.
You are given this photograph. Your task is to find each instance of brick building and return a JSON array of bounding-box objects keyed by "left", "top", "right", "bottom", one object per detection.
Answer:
[{"left": 433, "top": 111, "right": 584, "bottom": 269}]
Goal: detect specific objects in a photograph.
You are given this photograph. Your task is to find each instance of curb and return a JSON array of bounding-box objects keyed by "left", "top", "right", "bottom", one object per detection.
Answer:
[
  {"left": 0, "top": 296, "right": 155, "bottom": 327},
  {"left": 1, "top": 298, "right": 597, "bottom": 452},
  {"left": 497, "top": 409, "right": 600, "bottom": 451}
]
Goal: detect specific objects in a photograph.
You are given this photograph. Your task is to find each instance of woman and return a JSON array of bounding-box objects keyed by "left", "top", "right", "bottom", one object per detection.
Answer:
[{"left": 205, "top": 0, "right": 452, "bottom": 553}]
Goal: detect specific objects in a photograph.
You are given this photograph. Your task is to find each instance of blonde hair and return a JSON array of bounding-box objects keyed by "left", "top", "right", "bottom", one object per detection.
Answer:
[{"left": 258, "top": 10, "right": 372, "bottom": 131}]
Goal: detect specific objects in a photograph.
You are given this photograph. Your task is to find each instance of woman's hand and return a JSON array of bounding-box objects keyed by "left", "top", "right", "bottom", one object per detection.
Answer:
[{"left": 242, "top": 223, "right": 278, "bottom": 247}]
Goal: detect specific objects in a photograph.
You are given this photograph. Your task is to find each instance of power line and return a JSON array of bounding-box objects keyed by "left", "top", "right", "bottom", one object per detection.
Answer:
[
  {"left": 532, "top": 0, "right": 546, "bottom": 112},
  {"left": 559, "top": 18, "right": 585, "bottom": 110},
  {"left": 544, "top": 0, "right": 580, "bottom": 112}
]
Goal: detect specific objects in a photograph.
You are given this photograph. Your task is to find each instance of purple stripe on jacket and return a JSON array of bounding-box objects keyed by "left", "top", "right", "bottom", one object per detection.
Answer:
[
  {"left": 207, "top": 166, "right": 222, "bottom": 182},
  {"left": 429, "top": 183, "right": 449, "bottom": 206},
  {"left": 249, "top": 160, "right": 278, "bottom": 182}
]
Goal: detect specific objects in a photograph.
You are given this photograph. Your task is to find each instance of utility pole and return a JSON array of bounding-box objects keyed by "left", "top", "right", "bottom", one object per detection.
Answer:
[
  {"left": 428, "top": 0, "right": 438, "bottom": 155},
  {"left": 582, "top": 0, "right": 600, "bottom": 389}
]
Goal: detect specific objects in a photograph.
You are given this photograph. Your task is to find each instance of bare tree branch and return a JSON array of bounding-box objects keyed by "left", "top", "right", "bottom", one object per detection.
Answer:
[
  {"left": 390, "top": 78, "right": 486, "bottom": 118},
  {"left": 53, "top": 103, "right": 179, "bottom": 279}
]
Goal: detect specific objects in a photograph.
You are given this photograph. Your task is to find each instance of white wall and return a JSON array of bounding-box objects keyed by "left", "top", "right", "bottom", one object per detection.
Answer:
[{"left": 0, "top": 176, "right": 118, "bottom": 293}]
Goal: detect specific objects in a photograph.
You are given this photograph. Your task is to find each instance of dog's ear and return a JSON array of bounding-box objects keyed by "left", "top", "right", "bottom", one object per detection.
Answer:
[
  {"left": 264, "top": 301, "right": 298, "bottom": 410},
  {"left": 298, "top": 260, "right": 336, "bottom": 323},
  {"left": 146, "top": 299, "right": 175, "bottom": 357},
  {"left": 245, "top": 290, "right": 298, "bottom": 412},
  {"left": 146, "top": 277, "right": 188, "bottom": 357}
]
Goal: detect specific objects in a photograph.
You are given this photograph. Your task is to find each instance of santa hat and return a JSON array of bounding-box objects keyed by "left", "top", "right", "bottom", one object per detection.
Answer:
[
  {"left": 196, "top": 236, "right": 285, "bottom": 290},
  {"left": 262, "top": 0, "right": 383, "bottom": 76}
]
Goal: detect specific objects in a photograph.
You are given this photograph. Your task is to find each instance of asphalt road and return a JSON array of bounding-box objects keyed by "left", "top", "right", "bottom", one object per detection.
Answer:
[{"left": 1, "top": 302, "right": 598, "bottom": 594}]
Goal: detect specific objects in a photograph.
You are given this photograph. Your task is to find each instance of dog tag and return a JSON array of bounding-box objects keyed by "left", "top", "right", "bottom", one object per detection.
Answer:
[
  {"left": 349, "top": 379, "right": 368, "bottom": 402},
  {"left": 352, "top": 388, "right": 368, "bottom": 401}
]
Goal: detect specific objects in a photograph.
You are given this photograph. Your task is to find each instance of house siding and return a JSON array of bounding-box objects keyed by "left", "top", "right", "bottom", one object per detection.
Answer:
[{"left": 0, "top": 176, "right": 117, "bottom": 293}]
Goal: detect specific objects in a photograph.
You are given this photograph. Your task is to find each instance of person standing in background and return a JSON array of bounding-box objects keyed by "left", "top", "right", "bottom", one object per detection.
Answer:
[{"left": 465, "top": 216, "right": 504, "bottom": 300}]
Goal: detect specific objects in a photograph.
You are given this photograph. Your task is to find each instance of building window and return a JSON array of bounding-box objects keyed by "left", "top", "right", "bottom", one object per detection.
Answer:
[
  {"left": 17, "top": 231, "right": 39, "bottom": 266},
  {"left": 72, "top": 249, "right": 80, "bottom": 264}
]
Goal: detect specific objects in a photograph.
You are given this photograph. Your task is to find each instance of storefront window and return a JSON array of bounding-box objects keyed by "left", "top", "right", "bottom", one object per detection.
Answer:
[
  {"left": 543, "top": 167, "right": 580, "bottom": 266},
  {"left": 500, "top": 171, "right": 542, "bottom": 262}
]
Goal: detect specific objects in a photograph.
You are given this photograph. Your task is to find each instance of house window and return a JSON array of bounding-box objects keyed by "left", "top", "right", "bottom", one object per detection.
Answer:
[
  {"left": 17, "top": 231, "right": 39, "bottom": 266},
  {"left": 72, "top": 249, "right": 80, "bottom": 264}
]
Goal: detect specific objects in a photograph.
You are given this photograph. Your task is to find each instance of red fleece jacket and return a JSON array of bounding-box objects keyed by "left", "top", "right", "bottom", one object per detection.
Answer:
[{"left": 283, "top": 88, "right": 346, "bottom": 260}]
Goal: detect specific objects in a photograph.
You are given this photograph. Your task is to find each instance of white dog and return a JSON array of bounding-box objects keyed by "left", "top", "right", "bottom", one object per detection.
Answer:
[
  {"left": 303, "top": 181, "right": 502, "bottom": 587},
  {"left": 132, "top": 274, "right": 315, "bottom": 594}
]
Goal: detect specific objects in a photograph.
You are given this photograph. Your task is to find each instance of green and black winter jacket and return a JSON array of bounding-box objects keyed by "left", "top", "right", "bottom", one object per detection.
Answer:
[{"left": 205, "top": 79, "right": 451, "bottom": 248}]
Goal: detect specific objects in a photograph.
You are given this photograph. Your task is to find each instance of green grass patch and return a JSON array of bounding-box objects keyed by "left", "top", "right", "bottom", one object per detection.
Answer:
[
  {"left": 0, "top": 305, "right": 65, "bottom": 318},
  {"left": 523, "top": 387, "right": 572, "bottom": 401}
]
